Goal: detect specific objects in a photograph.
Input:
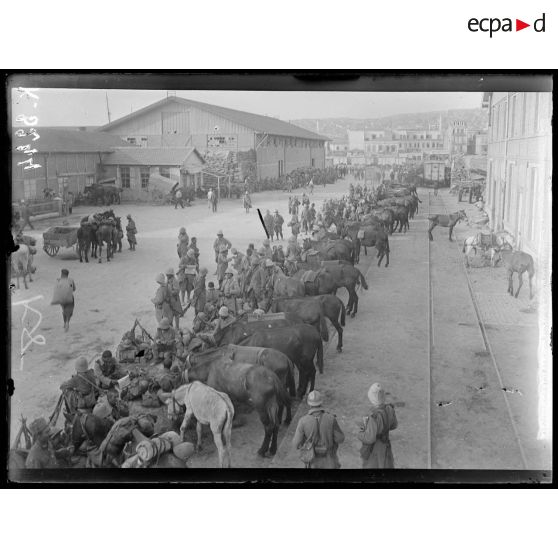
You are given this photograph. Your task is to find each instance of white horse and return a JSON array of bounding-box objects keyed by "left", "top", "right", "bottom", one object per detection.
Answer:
[
  {"left": 165, "top": 382, "right": 234, "bottom": 468},
  {"left": 11, "top": 243, "right": 36, "bottom": 289}
]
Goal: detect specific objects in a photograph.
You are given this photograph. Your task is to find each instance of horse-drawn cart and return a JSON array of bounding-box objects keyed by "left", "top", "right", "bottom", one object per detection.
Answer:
[{"left": 42, "top": 226, "right": 79, "bottom": 257}]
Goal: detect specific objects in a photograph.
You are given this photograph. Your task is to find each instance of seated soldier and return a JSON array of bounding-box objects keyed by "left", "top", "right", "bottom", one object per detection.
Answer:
[
  {"left": 60, "top": 357, "right": 99, "bottom": 414},
  {"left": 94, "top": 350, "right": 126, "bottom": 389},
  {"left": 151, "top": 318, "right": 177, "bottom": 362},
  {"left": 25, "top": 417, "right": 72, "bottom": 469},
  {"left": 192, "top": 312, "right": 212, "bottom": 335},
  {"left": 206, "top": 281, "right": 220, "bottom": 306},
  {"left": 93, "top": 387, "right": 129, "bottom": 426},
  {"left": 199, "top": 306, "right": 235, "bottom": 346},
  {"left": 203, "top": 302, "right": 218, "bottom": 322}
]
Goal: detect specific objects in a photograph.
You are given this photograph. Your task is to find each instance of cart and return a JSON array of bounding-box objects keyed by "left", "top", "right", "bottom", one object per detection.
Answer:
[
  {"left": 42, "top": 226, "right": 79, "bottom": 257},
  {"left": 458, "top": 180, "right": 484, "bottom": 203}
]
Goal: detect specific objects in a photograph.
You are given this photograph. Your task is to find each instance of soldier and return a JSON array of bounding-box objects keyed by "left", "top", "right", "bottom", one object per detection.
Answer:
[
  {"left": 287, "top": 213, "right": 301, "bottom": 239},
  {"left": 60, "top": 357, "right": 99, "bottom": 414},
  {"left": 93, "top": 387, "right": 129, "bottom": 426},
  {"left": 273, "top": 209, "right": 284, "bottom": 240},
  {"left": 53, "top": 268, "right": 76, "bottom": 332},
  {"left": 177, "top": 228, "right": 189, "bottom": 258},
  {"left": 286, "top": 236, "right": 301, "bottom": 261},
  {"left": 206, "top": 281, "right": 220, "bottom": 307},
  {"left": 276, "top": 245, "right": 285, "bottom": 267},
  {"left": 188, "top": 237, "right": 200, "bottom": 265},
  {"left": 191, "top": 267, "right": 208, "bottom": 316},
  {"left": 221, "top": 267, "right": 241, "bottom": 315},
  {"left": 211, "top": 306, "right": 236, "bottom": 335},
  {"left": 213, "top": 230, "right": 232, "bottom": 263},
  {"left": 192, "top": 312, "right": 212, "bottom": 335},
  {"left": 177, "top": 248, "right": 198, "bottom": 305},
  {"left": 165, "top": 267, "right": 183, "bottom": 330},
  {"left": 94, "top": 350, "right": 126, "bottom": 389},
  {"left": 243, "top": 190, "right": 252, "bottom": 213},
  {"left": 20, "top": 200, "right": 34, "bottom": 230},
  {"left": 261, "top": 238, "right": 273, "bottom": 259},
  {"left": 126, "top": 214, "right": 137, "bottom": 251},
  {"left": 216, "top": 246, "right": 231, "bottom": 289},
  {"left": 357, "top": 383, "right": 398, "bottom": 469},
  {"left": 25, "top": 418, "right": 57, "bottom": 469},
  {"left": 300, "top": 204, "right": 310, "bottom": 234},
  {"left": 151, "top": 273, "right": 172, "bottom": 324},
  {"left": 292, "top": 390, "right": 345, "bottom": 469},
  {"left": 264, "top": 210, "right": 274, "bottom": 240},
  {"left": 248, "top": 258, "right": 273, "bottom": 310},
  {"left": 152, "top": 318, "right": 177, "bottom": 362}
]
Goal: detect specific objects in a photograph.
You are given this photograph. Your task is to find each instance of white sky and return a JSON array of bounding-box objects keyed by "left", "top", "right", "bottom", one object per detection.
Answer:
[{"left": 11, "top": 89, "right": 483, "bottom": 127}]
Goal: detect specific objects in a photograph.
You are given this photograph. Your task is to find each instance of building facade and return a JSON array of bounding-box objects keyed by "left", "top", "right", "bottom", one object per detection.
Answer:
[
  {"left": 11, "top": 128, "right": 130, "bottom": 201},
  {"left": 98, "top": 97, "right": 327, "bottom": 180},
  {"left": 484, "top": 91, "right": 552, "bottom": 263}
]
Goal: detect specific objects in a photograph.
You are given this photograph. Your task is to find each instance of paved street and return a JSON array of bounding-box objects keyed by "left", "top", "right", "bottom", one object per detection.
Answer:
[{"left": 9, "top": 180, "right": 549, "bottom": 469}]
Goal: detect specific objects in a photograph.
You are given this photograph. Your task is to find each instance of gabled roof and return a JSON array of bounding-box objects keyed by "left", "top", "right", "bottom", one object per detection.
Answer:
[
  {"left": 98, "top": 97, "right": 329, "bottom": 142},
  {"left": 11, "top": 127, "right": 130, "bottom": 153},
  {"left": 102, "top": 147, "right": 205, "bottom": 166}
]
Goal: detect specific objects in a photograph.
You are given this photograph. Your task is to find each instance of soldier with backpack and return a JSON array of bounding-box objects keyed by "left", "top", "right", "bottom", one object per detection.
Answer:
[
  {"left": 292, "top": 390, "right": 345, "bottom": 469},
  {"left": 357, "top": 382, "right": 398, "bottom": 468}
]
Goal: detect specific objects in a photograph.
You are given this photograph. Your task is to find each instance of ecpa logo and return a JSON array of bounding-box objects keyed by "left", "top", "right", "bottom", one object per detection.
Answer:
[{"left": 468, "top": 13, "right": 546, "bottom": 37}]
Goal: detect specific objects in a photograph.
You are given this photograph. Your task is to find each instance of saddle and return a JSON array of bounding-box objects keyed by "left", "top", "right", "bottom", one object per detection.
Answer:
[{"left": 301, "top": 270, "right": 319, "bottom": 283}]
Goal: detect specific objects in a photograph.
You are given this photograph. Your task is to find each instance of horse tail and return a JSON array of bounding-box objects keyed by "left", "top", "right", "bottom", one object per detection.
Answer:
[
  {"left": 271, "top": 373, "right": 291, "bottom": 425},
  {"left": 357, "top": 268, "right": 368, "bottom": 290},
  {"left": 221, "top": 396, "right": 235, "bottom": 450},
  {"left": 319, "top": 313, "right": 329, "bottom": 342},
  {"left": 286, "top": 358, "right": 297, "bottom": 397},
  {"left": 316, "top": 338, "right": 324, "bottom": 374},
  {"left": 339, "top": 299, "right": 346, "bottom": 327}
]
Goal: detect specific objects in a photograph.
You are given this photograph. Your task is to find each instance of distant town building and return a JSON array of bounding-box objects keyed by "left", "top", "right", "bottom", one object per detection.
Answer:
[
  {"left": 444, "top": 120, "right": 468, "bottom": 155},
  {"left": 483, "top": 91, "right": 552, "bottom": 261}
]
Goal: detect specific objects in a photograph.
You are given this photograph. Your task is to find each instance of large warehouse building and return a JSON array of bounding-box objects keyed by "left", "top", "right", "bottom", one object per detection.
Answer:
[{"left": 98, "top": 96, "right": 328, "bottom": 180}]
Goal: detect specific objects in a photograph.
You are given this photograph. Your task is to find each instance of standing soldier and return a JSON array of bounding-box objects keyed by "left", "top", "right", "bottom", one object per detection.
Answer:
[
  {"left": 308, "top": 203, "right": 316, "bottom": 230},
  {"left": 216, "top": 246, "right": 230, "bottom": 289},
  {"left": 300, "top": 204, "right": 310, "bottom": 234},
  {"left": 273, "top": 209, "right": 284, "bottom": 240},
  {"left": 213, "top": 230, "right": 232, "bottom": 264},
  {"left": 357, "top": 383, "right": 398, "bottom": 469},
  {"left": 276, "top": 245, "right": 285, "bottom": 267},
  {"left": 177, "top": 227, "right": 189, "bottom": 258},
  {"left": 287, "top": 196, "right": 293, "bottom": 216},
  {"left": 177, "top": 248, "right": 198, "bottom": 305},
  {"left": 293, "top": 195, "right": 300, "bottom": 215},
  {"left": 243, "top": 190, "right": 252, "bottom": 213},
  {"left": 292, "top": 390, "right": 345, "bottom": 469},
  {"left": 126, "top": 214, "right": 137, "bottom": 251},
  {"left": 165, "top": 267, "right": 183, "bottom": 329},
  {"left": 264, "top": 209, "right": 274, "bottom": 240},
  {"left": 248, "top": 258, "right": 273, "bottom": 310},
  {"left": 151, "top": 273, "right": 172, "bottom": 324},
  {"left": 51, "top": 268, "right": 76, "bottom": 332},
  {"left": 308, "top": 177, "right": 314, "bottom": 194},
  {"left": 221, "top": 267, "right": 241, "bottom": 315},
  {"left": 188, "top": 237, "right": 200, "bottom": 266},
  {"left": 287, "top": 213, "right": 301, "bottom": 239},
  {"left": 174, "top": 187, "right": 184, "bottom": 209},
  {"left": 191, "top": 267, "right": 208, "bottom": 316}
]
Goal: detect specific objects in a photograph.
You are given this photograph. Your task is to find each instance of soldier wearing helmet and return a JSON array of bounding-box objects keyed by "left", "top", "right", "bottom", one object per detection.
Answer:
[
  {"left": 221, "top": 267, "right": 241, "bottom": 315},
  {"left": 188, "top": 237, "right": 200, "bottom": 265},
  {"left": 191, "top": 267, "right": 208, "bottom": 316},
  {"left": 216, "top": 245, "right": 231, "bottom": 289},
  {"left": 152, "top": 318, "right": 177, "bottom": 362},
  {"left": 165, "top": 267, "right": 183, "bottom": 329},
  {"left": 177, "top": 228, "right": 189, "bottom": 258},
  {"left": 151, "top": 272, "right": 172, "bottom": 324},
  {"left": 126, "top": 214, "right": 137, "bottom": 251},
  {"left": 177, "top": 249, "right": 198, "bottom": 305},
  {"left": 261, "top": 238, "right": 273, "bottom": 259},
  {"left": 213, "top": 230, "right": 231, "bottom": 263},
  {"left": 211, "top": 306, "right": 235, "bottom": 336},
  {"left": 94, "top": 349, "right": 126, "bottom": 389},
  {"left": 60, "top": 357, "right": 99, "bottom": 414}
]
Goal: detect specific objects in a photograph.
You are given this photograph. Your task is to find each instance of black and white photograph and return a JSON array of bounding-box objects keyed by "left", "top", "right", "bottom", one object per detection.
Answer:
[{"left": 5, "top": 74, "right": 552, "bottom": 482}]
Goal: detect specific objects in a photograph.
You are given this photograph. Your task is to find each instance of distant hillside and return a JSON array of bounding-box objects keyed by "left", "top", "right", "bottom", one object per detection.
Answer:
[{"left": 293, "top": 108, "right": 488, "bottom": 139}]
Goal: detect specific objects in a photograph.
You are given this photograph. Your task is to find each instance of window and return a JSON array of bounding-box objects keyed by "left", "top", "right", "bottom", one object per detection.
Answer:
[
  {"left": 140, "top": 137, "right": 148, "bottom": 147},
  {"left": 126, "top": 137, "right": 137, "bottom": 145},
  {"left": 85, "top": 175, "right": 95, "bottom": 187},
  {"left": 159, "top": 167, "right": 171, "bottom": 178},
  {"left": 278, "top": 160, "right": 284, "bottom": 176},
  {"left": 120, "top": 166, "right": 131, "bottom": 189},
  {"left": 140, "top": 167, "right": 150, "bottom": 189},
  {"left": 23, "top": 179, "right": 37, "bottom": 199}
]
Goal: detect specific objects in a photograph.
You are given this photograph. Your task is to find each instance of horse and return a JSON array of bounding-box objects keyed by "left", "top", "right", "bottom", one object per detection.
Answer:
[
  {"left": 165, "top": 382, "right": 234, "bottom": 468},
  {"left": 295, "top": 263, "right": 368, "bottom": 317},
  {"left": 184, "top": 357, "right": 289, "bottom": 457},
  {"left": 391, "top": 205, "right": 410, "bottom": 233},
  {"left": 114, "top": 217, "right": 124, "bottom": 253},
  {"left": 63, "top": 411, "right": 111, "bottom": 454},
  {"left": 11, "top": 243, "right": 36, "bottom": 289},
  {"left": 371, "top": 208, "right": 396, "bottom": 234},
  {"left": 77, "top": 222, "right": 94, "bottom": 263},
  {"left": 96, "top": 222, "right": 115, "bottom": 263},
  {"left": 427, "top": 210, "right": 467, "bottom": 241},
  {"left": 494, "top": 248, "right": 536, "bottom": 299},
  {"left": 215, "top": 322, "right": 324, "bottom": 399},
  {"left": 302, "top": 238, "right": 354, "bottom": 264},
  {"left": 269, "top": 269, "right": 306, "bottom": 298},
  {"left": 270, "top": 294, "right": 345, "bottom": 352},
  {"left": 358, "top": 225, "right": 390, "bottom": 267},
  {"left": 462, "top": 232, "right": 513, "bottom": 268}
]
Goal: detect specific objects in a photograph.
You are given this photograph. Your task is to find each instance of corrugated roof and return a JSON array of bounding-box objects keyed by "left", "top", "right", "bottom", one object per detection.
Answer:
[
  {"left": 98, "top": 97, "right": 329, "bottom": 141},
  {"left": 11, "top": 127, "right": 130, "bottom": 153},
  {"left": 102, "top": 147, "right": 205, "bottom": 166}
]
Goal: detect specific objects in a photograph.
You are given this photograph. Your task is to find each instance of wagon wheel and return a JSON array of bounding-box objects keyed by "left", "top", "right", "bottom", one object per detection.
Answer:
[{"left": 43, "top": 244, "right": 59, "bottom": 257}]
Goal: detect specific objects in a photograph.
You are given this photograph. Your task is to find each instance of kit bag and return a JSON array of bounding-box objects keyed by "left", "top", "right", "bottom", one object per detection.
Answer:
[
  {"left": 299, "top": 413, "right": 324, "bottom": 465},
  {"left": 51, "top": 279, "right": 74, "bottom": 306}
]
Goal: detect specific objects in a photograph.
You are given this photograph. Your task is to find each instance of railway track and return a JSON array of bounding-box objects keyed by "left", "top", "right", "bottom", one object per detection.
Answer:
[{"left": 424, "top": 188, "right": 528, "bottom": 470}]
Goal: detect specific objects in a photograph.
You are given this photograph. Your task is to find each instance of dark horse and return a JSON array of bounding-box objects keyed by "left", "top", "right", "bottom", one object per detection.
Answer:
[
  {"left": 96, "top": 222, "right": 116, "bottom": 263},
  {"left": 77, "top": 222, "right": 94, "bottom": 263},
  {"left": 63, "top": 411, "right": 111, "bottom": 454},
  {"left": 294, "top": 263, "right": 368, "bottom": 317},
  {"left": 302, "top": 238, "right": 354, "bottom": 265},
  {"left": 427, "top": 210, "right": 467, "bottom": 241},
  {"left": 185, "top": 354, "right": 290, "bottom": 457},
  {"left": 214, "top": 322, "right": 324, "bottom": 399}
]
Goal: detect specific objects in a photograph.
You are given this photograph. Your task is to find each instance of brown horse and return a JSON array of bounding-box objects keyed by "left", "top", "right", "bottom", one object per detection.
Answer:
[
  {"left": 77, "top": 222, "right": 94, "bottom": 263},
  {"left": 295, "top": 263, "right": 368, "bottom": 317},
  {"left": 96, "top": 222, "right": 116, "bottom": 263},
  {"left": 64, "top": 411, "right": 111, "bottom": 453},
  {"left": 268, "top": 296, "right": 329, "bottom": 342},
  {"left": 185, "top": 355, "right": 289, "bottom": 457},
  {"left": 302, "top": 238, "right": 354, "bottom": 265},
  {"left": 216, "top": 322, "right": 324, "bottom": 399},
  {"left": 427, "top": 210, "right": 467, "bottom": 241},
  {"left": 358, "top": 225, "right": 390, "bottom": 267}
]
